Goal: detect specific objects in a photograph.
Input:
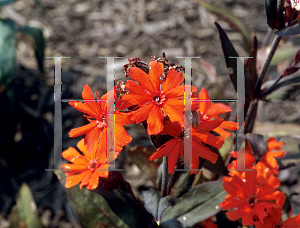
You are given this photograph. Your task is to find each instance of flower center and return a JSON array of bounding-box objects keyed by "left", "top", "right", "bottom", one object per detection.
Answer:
[
  {"left": 96, "top": 115, "right": 107, "bottom": 128},
  {"left": 88, "top": 159, "right": 98, "bottom": 170},
  {"left": 247, "top": 194, "right": 258, "bottom": 207},
  {"left": 151, "top": 91, "right": 166, "bottom": 106}
]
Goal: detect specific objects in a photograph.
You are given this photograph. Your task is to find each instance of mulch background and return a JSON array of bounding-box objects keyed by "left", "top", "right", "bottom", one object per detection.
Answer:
[{"left": 0, "top": 0, "right": 300, "bottom": 227}]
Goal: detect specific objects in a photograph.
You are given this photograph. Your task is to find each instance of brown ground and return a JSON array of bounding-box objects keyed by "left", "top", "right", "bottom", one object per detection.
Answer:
[{"left": 1, "top": 0, "right": 300, "bottom": 227}]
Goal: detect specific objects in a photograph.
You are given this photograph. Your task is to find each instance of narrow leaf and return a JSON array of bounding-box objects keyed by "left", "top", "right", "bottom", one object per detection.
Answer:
[
  {"left": 9, "top": 183, "right": 44, "bottom": 228},
  {"left": 142, "top": 190, "right": 179, "bottom": 221},
  {"left": 161, "top": 180, "right": 227, "bottom": 227},
  {"left": 275, "top": 21, "right": 300, "bottom": 36},
  {"left": 261, "top": 76, "right": 300, "bottom": 102},
  {"left": 15, "top": 26, "right": 45, "bottom": 74},
  {"left": 55, "top": 170, "right": 131, "bottom": 228},
  {"left": 0, "top": 19, "right": 15, "bottom": 88},
  {"left": 198, "top": 0, "right": 252, "bottom": 52},
  {"left": 214, "top": 21, "right": 253, "bottom": 116},
  {"left": 246, "top": 33, "right": 258, "bottom": 95}
]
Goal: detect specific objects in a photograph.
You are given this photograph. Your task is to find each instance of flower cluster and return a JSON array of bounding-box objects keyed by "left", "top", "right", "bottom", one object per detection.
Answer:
[
  {"left": 221, "top": 137, "right": 300, "bottom": 227},
  {"left": 62, "top": 58, "right": 237, "bottom": 188}
]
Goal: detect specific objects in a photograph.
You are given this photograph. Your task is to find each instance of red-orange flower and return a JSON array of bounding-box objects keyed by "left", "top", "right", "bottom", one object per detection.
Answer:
[
  {"left": 197, "top": 88, "right": 237, "bottom": 140},
  {"left": 68, "top": 85, "right": 132, "bottom": 160},
  {"left": 120, "top": 61, "right": 197, "bottom": 135},
  {"left": 254, "top": 193, "right": 300, "bottom": 228},
  {"left": 229, "top": 137, "right": 285, "bottom": 175},
  {"left": 149, "top": 119, "right": 224, "bottom": 174},
  {"left": 62, "top": 139, "right": 110, "bottom": 190},
  {"left": 262, "top": 137, "right": 286, "bottom": 170},
  {"left": 200, "top": 217, "right": 218, "bottom": 228},
  {"left": 221, "top": 169, "right": 283, "bottom": 227}
]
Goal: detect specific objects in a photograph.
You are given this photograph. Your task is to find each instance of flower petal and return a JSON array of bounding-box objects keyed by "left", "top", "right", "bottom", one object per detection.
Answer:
[
  {"left": 162, "top": 99, "right": 185, "bottom": 127},
  {"left": 220, "top": 121, "right": 238, "bottom": 130},
  {"left": 130, "top": 103, "right": 154, "bottom": 124},
  {"left": 147, "top": 104, "right": 163, "bottom": 135},
  {"left": 62, "top": 147, "right": 83, "bottom": 162},
  {"left": 128, "top": 67, "right": 155, "bottom": 92},
  {"left": 69, "top": 101, "right": 97, "bottom": 117},
  {"left": 149, "top": 138, "right": 179, "bottom": 161},
  {"left": 82, "top": 84, "right": 101, "bottom": 114},
  {"left": 195, "top": 119, "right": 224, "bottom": 132},
  {"left": 65, "top": 172, "right": 85, "bottom": 188},
  {"left": 206, "top": 103, "right": 233, "bottom": 117},
  {"left": 85, "top": 125, "right": 102, "bottom": 154},
  {"left": 69, "top": 122, "right": 97, "bottom": 138},
  {"left": 125, "top": 80, "right": 151, "bottom": 97},
  {"left": 149, "top": 61, "right": 164, "bottom": 91},
  {"left": 198, "top": 88, "right": 211, "bottom": 114},
  {"left": 162, "top": 68, "right": 184, "bottom": 92}
]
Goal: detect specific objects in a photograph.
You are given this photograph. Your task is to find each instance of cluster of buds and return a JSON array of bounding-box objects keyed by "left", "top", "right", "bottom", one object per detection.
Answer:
[{"left": 266, "top": 0, "right": 300, "bottom": 30}]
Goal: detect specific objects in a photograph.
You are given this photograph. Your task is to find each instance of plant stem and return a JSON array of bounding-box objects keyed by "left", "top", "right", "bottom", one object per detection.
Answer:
[
  {"left": 254, "top": 35, "right": 282, "bottom": 96},
  {"left": 244, "top": 35, "right": 281, "bottom": 134},
  {"left": 161, "top": 156, "right": 168, "bottom": 197}
]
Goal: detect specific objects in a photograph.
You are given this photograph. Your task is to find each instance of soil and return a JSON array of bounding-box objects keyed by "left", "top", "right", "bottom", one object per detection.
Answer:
[{"left": 0, "top": 0, "right": 300, "bottom": 227}]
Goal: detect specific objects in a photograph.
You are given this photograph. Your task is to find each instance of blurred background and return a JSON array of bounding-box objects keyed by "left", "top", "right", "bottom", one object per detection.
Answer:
[{"left": 1, "top": 0, "right": 300, "bottom": 227}]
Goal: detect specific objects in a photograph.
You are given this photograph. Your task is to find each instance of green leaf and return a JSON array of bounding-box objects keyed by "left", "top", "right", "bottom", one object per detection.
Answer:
[
  {"left": 161, "top": 180, "right": 227, "bottom": 227},
  {"left": 142, "top": 190, "right": 179, "bottom": 221},
  {"left": 169, "top": 171, "right": 194, "bottom": 197},
  {"left": 127, "top": 145, "right": 159, "bottom": 185},
  {"left": 92, "top": 186, "right": 153, "bottom": 228},
  {"left": 55, "top": 170, "right": 131, "bottom": 228},
  {"left": 0, "top": 0, "right": 17, "bottom": 8},
  {"left": 9, "top": 183, "right": 44, "bottom": 228},
  {"left": 15, "top": 25, "right": 45, "bottom": 74},
  {"left": 198, "top": 0, "right": 252, "bottom": 52},
  {"left": 0, "top": 19, "right": 15, "bottom": 88},
  {"left": 275, "top": 21, "right": 300, "bottom": 36},
  {"left": 158, "top": 219, "right": 184, "bottom": 228},
  {"left": 214, "top": 21, "right": 253, "bottom": 116}
]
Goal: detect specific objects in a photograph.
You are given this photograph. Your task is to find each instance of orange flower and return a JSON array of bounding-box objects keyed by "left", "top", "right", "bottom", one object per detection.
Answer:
[
  {"left": 68, "top": 85, "right": 132, "bottom": 160},
  {"left": 262, "top": 137, "right": 286, "bottom": 170},
  {"left": 229, "top": 137, "right": 285, "bottom": 175},
  {"left": 62, "top": 139, "right": 110, "bottom": 190},
  {"left": 197, "top": 88, "right": 237, "bottom": 140},
  {"left": 221, "top": 169, "right": 283, "bottom": 227},
  {"left": 120, "top": 61, "right": 197, "bottom": 135},
  {"left": 254, "top": 193, "right": 300, "bottom": 228},
  {"left": 200, "top": 217, "right": 218, "bottom": 228},
  {"left": 149, "top": 119, "right": 224, "bottom": 174}
]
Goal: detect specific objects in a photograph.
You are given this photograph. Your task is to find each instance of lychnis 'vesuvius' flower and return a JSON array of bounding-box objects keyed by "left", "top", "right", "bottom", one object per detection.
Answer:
[
  {"left": 254, "top": 193, "right": 300, "bottom": 227},
  {"left": 221, "top": 169, "right": 284, "bottom": 227},
  {"left": 197, "top": 88, "right": 238, "bottom": 140},
  {"left": 62, "top": 139, "right": 110, "bottom": 190},
  {"left": 120, "top": 61, "right": 197, "bottom": 135},
  {"left": 68, "top": 85, "right": 132, "bottom": 160},
  {"left": 149, "top": 119, "right": 224, "bottom": 174}
]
